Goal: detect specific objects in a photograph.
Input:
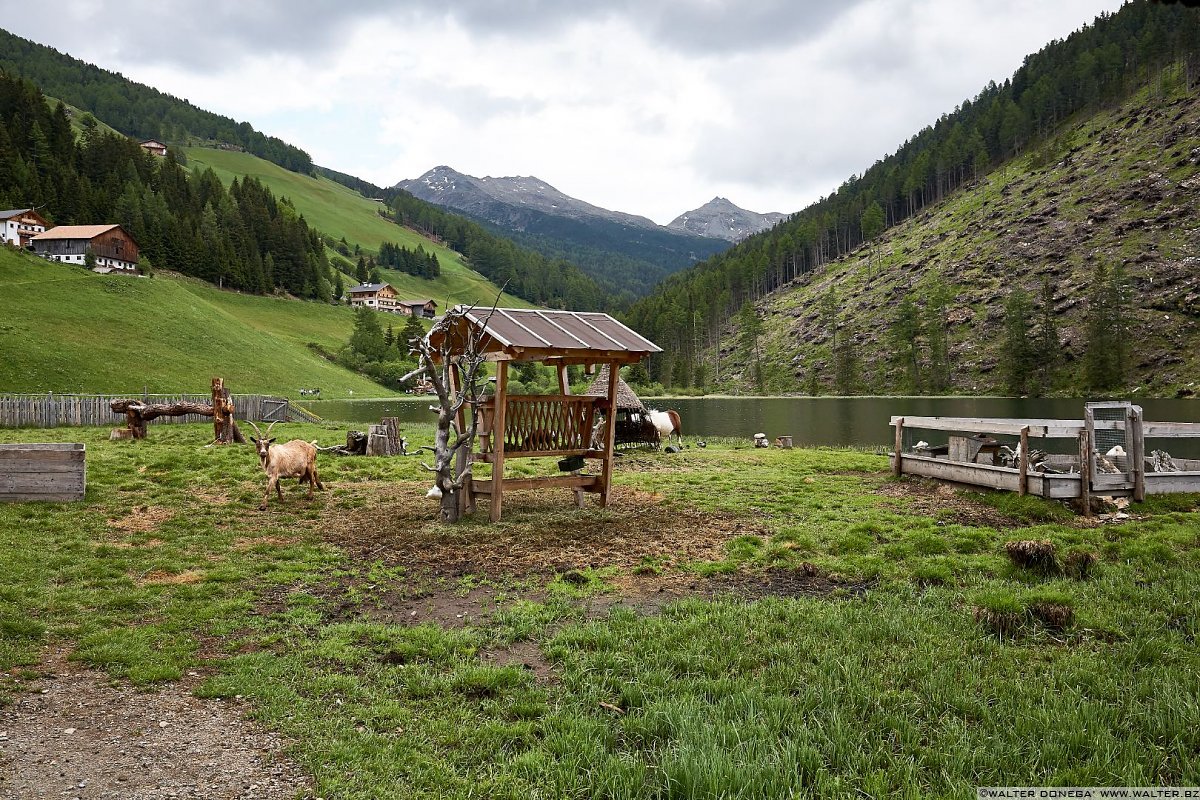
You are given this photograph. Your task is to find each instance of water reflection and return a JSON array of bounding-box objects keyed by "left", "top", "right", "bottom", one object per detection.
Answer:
[{"left": 304, "top": 396, "right": 1199, "bottom": 454}]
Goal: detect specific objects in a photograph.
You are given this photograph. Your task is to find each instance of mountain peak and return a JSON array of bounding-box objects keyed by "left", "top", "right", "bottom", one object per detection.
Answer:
[{"left": 668, "top": 197, "right": 785, "bottom": 242}]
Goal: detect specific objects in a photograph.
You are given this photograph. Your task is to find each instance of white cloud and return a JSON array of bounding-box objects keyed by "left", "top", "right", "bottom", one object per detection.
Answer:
[{"left": 5, "top": 0, "right": 1124, "bottom": 224}]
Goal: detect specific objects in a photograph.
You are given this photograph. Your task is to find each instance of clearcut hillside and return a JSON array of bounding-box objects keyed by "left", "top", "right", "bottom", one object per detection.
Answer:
[{"left": 720, "top": 82, "right": 1200, "bottom": 397}]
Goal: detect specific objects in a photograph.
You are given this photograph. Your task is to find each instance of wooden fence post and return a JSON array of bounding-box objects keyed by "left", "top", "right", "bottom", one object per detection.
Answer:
[
  {"left": 893, "top": 418, "right": 904, "bottom": 477},
  {"left": 1078, "top": 428, "right": 1092, "bottom": 517},
  {"left": 1131, "top": 406, "right": 1145, "bottom": 502},
  {"left": 1018, "top": 425, "right": 1030, "bottom": 496}
]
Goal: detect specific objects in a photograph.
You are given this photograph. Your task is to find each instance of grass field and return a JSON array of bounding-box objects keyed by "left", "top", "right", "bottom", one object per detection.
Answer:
[
  {"left": 0, "top": 422, "right": 1196, "bottom": 797},
  {"left": 0, "top": 247, "right": 388, "bottom": 396},
  {"left": 184, "top": 147, "right": 533, "bottom": 310}
]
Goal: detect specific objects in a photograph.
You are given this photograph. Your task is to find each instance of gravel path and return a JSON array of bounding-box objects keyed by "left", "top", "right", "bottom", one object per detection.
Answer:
[{"left": 0, "top": 657, "right": 313, "bottom": 800}]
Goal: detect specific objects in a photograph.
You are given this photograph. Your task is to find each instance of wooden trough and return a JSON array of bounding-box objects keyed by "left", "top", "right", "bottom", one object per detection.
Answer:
[
  {"left": 891, "top": 402, "right": 1200, "bottom": 506},
  {"left": 0, "top": 442, "right": 86, "bottom": 502}
]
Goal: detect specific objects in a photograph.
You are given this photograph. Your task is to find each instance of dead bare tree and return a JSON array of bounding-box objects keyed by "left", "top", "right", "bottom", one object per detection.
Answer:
[{"left": 401, "top": 296, "right": 503, "bottom": 522}]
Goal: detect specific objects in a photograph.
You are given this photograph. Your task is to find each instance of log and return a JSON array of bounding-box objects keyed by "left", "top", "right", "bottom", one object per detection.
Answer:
[{"left": 110, "top": 399, "right": 214, "bottom": 439}]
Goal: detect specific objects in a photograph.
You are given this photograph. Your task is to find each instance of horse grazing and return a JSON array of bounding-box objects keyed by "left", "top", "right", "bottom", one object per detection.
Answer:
[{"left": 648, "top": 409, "right": 682, "bottom": 447}]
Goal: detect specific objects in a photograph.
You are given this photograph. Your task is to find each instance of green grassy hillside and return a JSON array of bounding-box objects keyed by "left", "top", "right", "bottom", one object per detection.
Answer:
[
  {"left": 184, "top": 147, "right": 533, "bottom": 310},
  {"left": 0, "top": 247, "right": 390, "bottom": 397}
]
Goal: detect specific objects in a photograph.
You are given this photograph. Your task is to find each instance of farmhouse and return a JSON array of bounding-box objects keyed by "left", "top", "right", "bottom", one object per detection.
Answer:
[
  {"left": 0, "top": 208, "right": 49, "bottom": 248},
  {"left": 398, "top": 299, "right": 438, "bottom": 319},
  {"left": 347, "top": 282, "right": 399, "bottom": 312},
  {"left": 31, "top": 224, "right": 140, "bottom": 273},
  {"left": 140, "top": 139, "right": 168, "bottom": 157}
]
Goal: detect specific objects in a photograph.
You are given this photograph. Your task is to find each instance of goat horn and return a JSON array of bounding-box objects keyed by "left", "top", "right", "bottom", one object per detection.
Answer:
[
  {"left": 245, "top": 419, "right": 264, "bottom": 439},
  {"left": 265, "top": 420, "right": 279, "bottom": 437}
]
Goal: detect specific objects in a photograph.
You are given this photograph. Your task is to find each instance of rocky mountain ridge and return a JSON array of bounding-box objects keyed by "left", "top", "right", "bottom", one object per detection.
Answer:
[{"left": 667, "top": 196, "right": 786, "bottom": 242}]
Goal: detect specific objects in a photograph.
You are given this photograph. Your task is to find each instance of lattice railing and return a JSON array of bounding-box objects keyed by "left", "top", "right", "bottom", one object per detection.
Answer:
[{"left": 478, "top": 395, "right": 598, "bottom": 456}]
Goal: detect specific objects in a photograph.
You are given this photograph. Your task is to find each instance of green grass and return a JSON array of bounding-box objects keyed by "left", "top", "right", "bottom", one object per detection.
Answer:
[
  {"left": 184, "top": 147, "right": 534, "bottom": 310},
  {"left": 0, "top": 247, "right": 387, "bottom": 396},
  {"left": 0, "top": 425, "right": 1196, "bottom": 797}
]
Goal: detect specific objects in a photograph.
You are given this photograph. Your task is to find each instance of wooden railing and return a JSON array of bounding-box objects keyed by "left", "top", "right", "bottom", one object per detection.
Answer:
[{"left": 478, "top": 394, "right": 599, "bottom": 459}]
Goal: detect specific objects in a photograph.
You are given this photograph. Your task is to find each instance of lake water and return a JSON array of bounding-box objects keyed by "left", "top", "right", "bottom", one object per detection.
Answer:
[{"left": 304, "top": 396, "right": 1200, "bottom": 454}]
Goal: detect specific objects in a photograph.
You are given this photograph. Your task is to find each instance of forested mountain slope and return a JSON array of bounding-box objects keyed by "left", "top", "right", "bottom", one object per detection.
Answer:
[
  {"left": 628, "top": 0, "right": 1200, "bottom": 396},
  {"left": 0, "top": 27, "right": 311, "bottom": 172}
]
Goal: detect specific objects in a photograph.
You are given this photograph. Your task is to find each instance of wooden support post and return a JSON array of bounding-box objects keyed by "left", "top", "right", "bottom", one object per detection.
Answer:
[
  {"left": 1078, "top": 428, "right": 1092, "bottom": 517},
  {"left": 556, "top": 364, "right": 570, "bottom": 395},
  {"left": 449, "top": 364, "right": 474, "bottom": 517},
  {"left": 489, "top": 361, "right": 509, "bottom": 522},
  {"left": 893, "top": 417, "right": 904, "bottom": 477},
  {"left": 1131, "top": 405, "right": 1146, "bottom": 503},
  {"left": 599, "top": 361, "right": 619, "bottom": 508},
  {"left": 1018, "top": 425, "right": 1030, "bottom": 496}
]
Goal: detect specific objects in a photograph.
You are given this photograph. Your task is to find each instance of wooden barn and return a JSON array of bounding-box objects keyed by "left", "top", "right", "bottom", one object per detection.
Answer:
[
  {"left": 0, "top": 208, "right": 49, "bottom": 248},
  {"left": 31, "top": 224, "right": 140, "bottom": 273},
  {"left": 399, "top": 299, "right": 438, "bottom": 319},
  {"left": 140, "top": 140, "right": 169, "bottom": 157}
]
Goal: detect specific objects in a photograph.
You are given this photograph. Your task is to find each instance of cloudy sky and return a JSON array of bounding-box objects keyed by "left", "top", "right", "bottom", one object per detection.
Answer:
[{"left": 7, "top": 1, "right": 1123, "bottom": 224}]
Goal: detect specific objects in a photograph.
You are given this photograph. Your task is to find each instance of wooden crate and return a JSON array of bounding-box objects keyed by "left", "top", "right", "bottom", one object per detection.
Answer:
[{"left": 0, "top": 443, "right": 86, "bottom": 502}]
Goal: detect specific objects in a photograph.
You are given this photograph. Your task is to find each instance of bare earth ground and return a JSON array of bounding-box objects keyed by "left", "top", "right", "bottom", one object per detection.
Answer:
[
  {"left": 0, "top": 473, "right": 952, "bottom": 798},
  {"left": 0, "top": 653, "right": 314, "bottom": 800}
]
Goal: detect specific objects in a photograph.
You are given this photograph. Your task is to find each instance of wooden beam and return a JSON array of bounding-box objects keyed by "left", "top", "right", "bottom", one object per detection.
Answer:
[
  {"left": 1131, "top": 406, "right": 1146, "bottom": 503},
  {"left": 1142, "top": 421, "right": 1200, "bottom": 437},
  {"left": 1078, "top": 428, "right": 1092, "bottom": 517},
  {"left": 599, "top": 361, "right": 620, "bottom": 507},
  {"left": 1018, "top": 425, "right": 1029, "bottom": 496},
  {"left": 887, "top": 415, "right": 1100, "bottom": 438},
  {"left": 893, "top": 417, "right": 904, "bottom": 477},
  {"left": 472, "top": 475, "right": 601, "bottom": 494},
  {"left": 557, "top": 365, "right": 570, "bottom": 395},
  {"left": 473, "top": 448, "right": 604, "bottom": 463},
  {"left": 490, "top": 361, "right": 509, "bottom": 522}
]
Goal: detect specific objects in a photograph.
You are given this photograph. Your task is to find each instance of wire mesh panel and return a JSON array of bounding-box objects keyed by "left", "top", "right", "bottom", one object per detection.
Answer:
[{"left": 1086, "top": 402, "right": 1135, "bottom": 490}]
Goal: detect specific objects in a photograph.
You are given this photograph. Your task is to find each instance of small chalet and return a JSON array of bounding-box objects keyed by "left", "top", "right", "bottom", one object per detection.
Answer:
[
  {"left": 140, "top": 140, "right": 169, "bottom": 157},
  {"left": 31, "top": 224, "right": 140, "bottom": 273},
  {"left": 347, "top": 282, "right": 399, "bottom": 312},
  {"left": 0, "top": 208, "right": 49, "bottom": 248},
  {"left": 399, "top": 299, "right": 438, "bottom": 319}
]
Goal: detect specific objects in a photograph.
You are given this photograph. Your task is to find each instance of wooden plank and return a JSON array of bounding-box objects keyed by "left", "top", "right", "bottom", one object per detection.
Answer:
[
  {"left": 0, "top": 492, "right": 85, "bottom": 502},
  {"left": 1143, "top": 421, "right": 1200, "bottom": 437},
  {"left": 0, "top": 460, "right": 84, "bottom": 474},
  {"left": 888, "top": 415, "right": 1101, "bottom": 437},
  {"left": 1145, "top": 472, "right": 1200, "bottom": 494},
  {"left": 2, "top": 474, "right": 85, "bottom": 490},
  {"left": 0, "top": 443, "right": 84, "bottom": 452},
  {"left": 472, "top": 475, "right": 601, "bottom": 494},
  {"left": 897, "top": 454, "right": 1021, "bottom": 491},
  {"left": 473, "top": 449, "right": 603, "bottom": 463},
  {"left": 490, "top": 360, "right": 509, "bottom": 522}
]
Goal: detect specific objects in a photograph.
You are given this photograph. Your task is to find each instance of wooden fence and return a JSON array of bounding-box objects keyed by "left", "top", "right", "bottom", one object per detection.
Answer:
[{"left": 0, "top": 392, "right": 301, "bottom": 429}]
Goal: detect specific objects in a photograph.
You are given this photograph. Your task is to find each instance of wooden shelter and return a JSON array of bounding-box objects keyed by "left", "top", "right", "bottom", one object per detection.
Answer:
[{"left": 429, "top": 306, "right": 661, "bottom": 521}]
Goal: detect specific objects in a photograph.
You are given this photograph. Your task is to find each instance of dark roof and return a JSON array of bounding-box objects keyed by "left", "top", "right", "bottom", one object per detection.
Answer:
[
  {"left": 348, "top": 283, "right": 392, "bottom": 293},
  {"left": 0, "top": 208, "right": 32, "bottom": 220},
  {"left": 432, "top": 306, "right": 661, "bottom": 363},
  {"left": 399, "top": 299, "right": 437, "bottom": 307},
  {"left": 582, "top": 365, "right": 646, "bottom": 411}
]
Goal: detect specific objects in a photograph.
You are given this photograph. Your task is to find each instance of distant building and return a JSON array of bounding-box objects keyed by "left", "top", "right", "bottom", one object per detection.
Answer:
[
  {"left": 140, "top": 140, "right": 168, "bottom": 157},
  {"left": 0, "top": 208, "right": 49, "bottom": 248},
  {"left": 347, "top": 282, "right": 399, "bottom": 312},
  {"left": 31, "top": 224, "right": 140, "bottom": 273},
  {"left": 398, "top": 299, "right": 438, "bottom": 319}
]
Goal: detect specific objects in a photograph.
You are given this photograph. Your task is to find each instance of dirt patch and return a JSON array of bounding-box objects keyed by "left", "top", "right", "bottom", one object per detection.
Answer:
[
  {"left": 320, "top": 484, "right": 766, "bottom": 578},
  {"left": 232, "top": 535, "right": 301, "bottom": 550},
  {"left": 107, "top": 506, "right": 174, "bottom": 534},
  {"left": 875, "top": 477, "right": 1028, "bottom": 528},
  {"left": 135, "top": 569, "right": 205, "bottom": 587},
  {"left": 104, "top": 538, "right": 164, "bottom": 550},
  {"left": 478, "top": 640, "right": 556, "bottom": 682},
  {"left": 0, "top": 652, "right": 313, "bottom": 800},
  {"left": 326, "top": 585, "right": 539, "bottom": 629}
]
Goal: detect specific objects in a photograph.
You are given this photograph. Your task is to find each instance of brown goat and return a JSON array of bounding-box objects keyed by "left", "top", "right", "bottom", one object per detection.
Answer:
[{"left": 246, "top": 420, "right": 324, "bottom": 510}]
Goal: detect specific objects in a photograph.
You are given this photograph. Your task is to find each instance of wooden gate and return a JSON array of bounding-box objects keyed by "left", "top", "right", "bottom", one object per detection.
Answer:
[
  {"left": 261, "top": 397, "right": 289, "bottom": 422},
  {"left": 1085, "top": 401, "right": 1144, "bottom": 496}
]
